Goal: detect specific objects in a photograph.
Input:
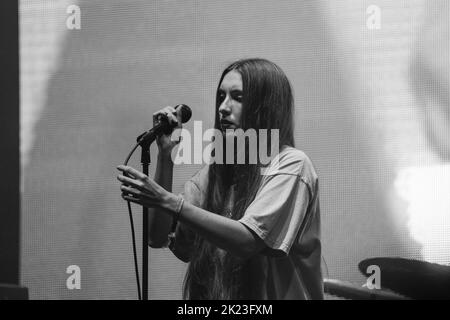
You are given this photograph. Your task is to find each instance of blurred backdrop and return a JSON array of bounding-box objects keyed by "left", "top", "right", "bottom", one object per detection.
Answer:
[{"left": 20, "top": 0, "right": 449, "bottom": 299}]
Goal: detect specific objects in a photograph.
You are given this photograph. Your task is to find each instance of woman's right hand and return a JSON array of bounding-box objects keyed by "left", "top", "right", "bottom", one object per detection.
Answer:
[{"left": 153, "top": 106, "right": 183, "bottom": 156}]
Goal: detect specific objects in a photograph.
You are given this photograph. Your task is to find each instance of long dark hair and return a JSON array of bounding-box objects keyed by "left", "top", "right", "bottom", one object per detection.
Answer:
[{"left": 183, "top": 58, "right": 295, "bottom": 299}]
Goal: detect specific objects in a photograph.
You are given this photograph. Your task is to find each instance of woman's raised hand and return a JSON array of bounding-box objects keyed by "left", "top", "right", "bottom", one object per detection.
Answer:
[
  {"left": 152, "top": 106, "right": 183, "bottom": 156},
  {"left": 117, "top": 165, "right": 174, "bottom": 209}
]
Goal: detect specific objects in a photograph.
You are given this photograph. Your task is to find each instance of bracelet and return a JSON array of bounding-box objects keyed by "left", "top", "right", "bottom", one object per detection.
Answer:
[
  {"left": 168, "top": 195, "right": 184, "bottom": 250},
  {"left": 175, "top": 195, "right": 184, "bottom": 217},
  {"left": 170, "top": 195, "right": 184, "bottom": 232}
]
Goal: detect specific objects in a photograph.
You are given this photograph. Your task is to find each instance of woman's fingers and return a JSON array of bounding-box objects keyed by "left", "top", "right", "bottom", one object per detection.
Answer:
[
  {"left": 122, "top": 194, "right": 142, "bottom": 205},
  {"left": 120, "top": 185, "right": 143, "bottom": 197},
  {"left": 117, "top": 165, "right": 147, "bottom": 180},
  {"left": 121, "top": 185, "right": 152, "bottom": 204},
  {"left": 152, "top": 106, "right": 179, "bottom": 126},
  {"left": 117, "top": 165, "right": 167, "bottom": 209},
  {"left": 153, "top": 110, "right": 167, "bottom": 125},
  {"left": 117, "top": 174, "right": 146, "bottom": 191},
  {"left": 122, "top": 192, "right": 158, "bottom": 208},
  {"left": 116, "top": 166, "right": 163, "bottom": 193}
]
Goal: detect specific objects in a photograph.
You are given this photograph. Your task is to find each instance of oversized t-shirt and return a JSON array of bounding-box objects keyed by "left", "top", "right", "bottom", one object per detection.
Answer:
[{"left": 169, "top": 145, "right": 323, "bottom": 300}]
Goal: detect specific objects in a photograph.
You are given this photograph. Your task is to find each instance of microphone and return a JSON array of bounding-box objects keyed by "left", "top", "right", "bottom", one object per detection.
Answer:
[{"left": 137, "top": 104, "right": 192, "bottom": 146}]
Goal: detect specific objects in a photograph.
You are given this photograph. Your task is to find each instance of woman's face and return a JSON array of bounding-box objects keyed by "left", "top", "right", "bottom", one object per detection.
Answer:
[{"left": 218, "top": 70, "right": 243, "bottom": 132}]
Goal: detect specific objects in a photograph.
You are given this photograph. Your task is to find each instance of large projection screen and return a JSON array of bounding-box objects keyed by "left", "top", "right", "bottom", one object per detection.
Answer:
[{"left": 20, "top": 0, "right": 449, "bottom": 299}]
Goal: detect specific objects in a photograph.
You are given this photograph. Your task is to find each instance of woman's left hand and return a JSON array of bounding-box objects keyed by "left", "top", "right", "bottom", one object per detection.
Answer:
[{"left": 117, "top": 165, "right": 172, "bottom": 209}]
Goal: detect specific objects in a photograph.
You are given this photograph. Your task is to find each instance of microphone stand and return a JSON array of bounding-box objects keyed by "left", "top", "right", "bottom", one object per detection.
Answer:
[
  {"left": 127, "top": 106, "right": 189, "bottom": 300},
  {"left": 133, "top": 116, "right": 181, "bottom": 299},
  {"left": 136, "top": 132, "right": 154, "bottom": 300}
]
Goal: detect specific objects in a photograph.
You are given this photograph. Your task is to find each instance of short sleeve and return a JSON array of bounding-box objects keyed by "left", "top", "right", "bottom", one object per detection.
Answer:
[{"left": 238, "top": 173, "right": 311, "bottom": 256}]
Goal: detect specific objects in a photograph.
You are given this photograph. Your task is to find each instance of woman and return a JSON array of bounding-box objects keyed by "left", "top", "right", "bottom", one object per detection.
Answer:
[{"left": 117, "top": 58, "right": 323, "bottom": 299}]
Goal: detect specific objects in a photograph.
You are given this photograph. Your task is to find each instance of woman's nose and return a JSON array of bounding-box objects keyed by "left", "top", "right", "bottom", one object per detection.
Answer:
[{"left": 218, "top": 99, "right": 231, "bottom": 116}]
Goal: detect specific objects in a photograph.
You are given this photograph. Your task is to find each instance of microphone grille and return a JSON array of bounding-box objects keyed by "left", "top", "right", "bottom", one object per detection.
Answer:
[{"left": 175, "top": 104, "right": 192, "bottom": 123}]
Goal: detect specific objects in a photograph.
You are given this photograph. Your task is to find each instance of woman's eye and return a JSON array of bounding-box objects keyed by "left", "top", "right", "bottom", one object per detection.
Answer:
[{"left": 232, "top": 92, "right": 243, "bottom": 102}]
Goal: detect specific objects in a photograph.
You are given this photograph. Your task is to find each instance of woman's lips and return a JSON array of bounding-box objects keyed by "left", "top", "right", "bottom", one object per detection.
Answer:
[{"left": 220, "top": 120, "right": 235, "bottom": 129}]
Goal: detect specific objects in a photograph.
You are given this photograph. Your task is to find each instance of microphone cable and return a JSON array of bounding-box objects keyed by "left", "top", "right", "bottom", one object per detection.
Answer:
[{"left": 123, "top": 141, "right": 142, "bottom": 300}]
